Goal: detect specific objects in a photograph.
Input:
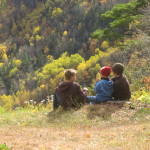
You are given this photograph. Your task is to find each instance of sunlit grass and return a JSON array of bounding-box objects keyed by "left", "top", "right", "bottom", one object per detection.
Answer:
[
  {"left": 0, "top": 102, "right": 149, "bottom": 128},
  {"left": 0, "top": 103, "right": 149, "bottom": 150}
]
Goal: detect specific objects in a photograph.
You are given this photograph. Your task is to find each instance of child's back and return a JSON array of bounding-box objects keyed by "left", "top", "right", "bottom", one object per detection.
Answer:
[
  {"left": 55, "top": 81, "right": 86, "bottom": 108},
  {"left": 95, "top": 78, "right": 113, "bottom": 102},
  {"left": 112, "top": 63, "right": 131, "bottom": 100},
  {"left": 54, "top": 69, "right": 87, "bottom": 110},
  {"left": 112, "top": 75, "right": 131, "bottom": 100},
  {"left": 87, "top": 66, "right": 113, "bottom": 104}
]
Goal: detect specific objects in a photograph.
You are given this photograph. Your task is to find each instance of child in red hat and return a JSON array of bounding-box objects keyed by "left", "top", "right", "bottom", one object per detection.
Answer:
[{"left": 87, "top": 66, "right": 113, "bottom": 103}]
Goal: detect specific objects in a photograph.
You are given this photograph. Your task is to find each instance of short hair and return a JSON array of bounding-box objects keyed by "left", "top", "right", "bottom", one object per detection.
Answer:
[
  {"left": 112, "top": 63, "right": 124, "bottom": 75},
  {"left": 64, "top": 69, "right": 77, "bottom": 80}
]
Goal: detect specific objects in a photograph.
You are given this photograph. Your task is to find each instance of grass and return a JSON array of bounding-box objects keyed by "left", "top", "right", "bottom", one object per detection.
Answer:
[
  {"left": 0, "top": 106, "right": 50, "bottom": 127},
  {"left": 0, "top": 103, "right": 150, "bottom": 150}
]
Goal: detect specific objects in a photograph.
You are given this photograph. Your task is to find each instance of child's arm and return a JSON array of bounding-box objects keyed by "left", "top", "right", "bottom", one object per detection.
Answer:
[{"left": 76, "top": 84, "right": 88, "bottom": 103}]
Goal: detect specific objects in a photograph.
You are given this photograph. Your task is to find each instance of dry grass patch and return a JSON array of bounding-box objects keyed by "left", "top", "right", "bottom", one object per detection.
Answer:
[
  {"left": 0, "top": 123, "right": 149, "bottom": 150},
  {"left": 0, "top": 103, "right": 149, "bottom": 149}
]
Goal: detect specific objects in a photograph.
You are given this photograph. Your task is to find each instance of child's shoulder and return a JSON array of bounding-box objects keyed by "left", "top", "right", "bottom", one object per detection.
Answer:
[
  {"left": 96, "top": 79, "right": 111, "bottom": 85},
  {"left": 73, "top": 82, "right": 80, "bottom": 87},
  {"left": 58, "top": 81, "right": 72, "bottom": 86},
  {"left": 119, "top": 75, "right": 128, "bottom": 81},
  {"left": 58, "top": 81, "right": 65, "bottom": 86},
  {"left": 113, "top": 75, "right": 129, "bottom": 83},
  {"left": 96, "top": 80, "right": 102, "bottom": 84},
  {"left": 101, "top": 78, "right": 112, "bottom": 82}
]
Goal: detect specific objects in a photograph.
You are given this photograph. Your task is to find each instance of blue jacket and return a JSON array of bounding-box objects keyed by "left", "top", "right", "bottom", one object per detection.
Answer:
[{"left": 94, "top": 78, "right": 113, "bottom": 102}]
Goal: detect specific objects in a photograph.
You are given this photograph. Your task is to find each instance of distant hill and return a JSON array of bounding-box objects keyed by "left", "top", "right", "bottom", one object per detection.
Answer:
[{"left": 0, "top": 0, "right": 130, "bottom": 57}]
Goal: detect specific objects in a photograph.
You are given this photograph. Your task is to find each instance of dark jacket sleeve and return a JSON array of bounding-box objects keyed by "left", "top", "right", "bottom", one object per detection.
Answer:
[{"left": 76, "top": 83, "right": 87, "bottom": 103}]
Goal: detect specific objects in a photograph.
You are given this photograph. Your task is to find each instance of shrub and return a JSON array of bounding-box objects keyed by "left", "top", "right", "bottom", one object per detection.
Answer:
[
  {"left": 0, "top": 95, "right": 14, "bottom": 111},
  {"left": 0, "top": 144, "right": 10, "bottom": 150}
]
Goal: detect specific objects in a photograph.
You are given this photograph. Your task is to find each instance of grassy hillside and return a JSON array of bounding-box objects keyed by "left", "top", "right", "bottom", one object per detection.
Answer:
[{"left": 0, "top": 102, "right": 149, "bottom": 149}]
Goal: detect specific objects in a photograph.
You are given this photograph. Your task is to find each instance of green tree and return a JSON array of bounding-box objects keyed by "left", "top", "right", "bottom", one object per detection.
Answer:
[{"left": 92, "top": 0, "right": 148, "bottom": 42}]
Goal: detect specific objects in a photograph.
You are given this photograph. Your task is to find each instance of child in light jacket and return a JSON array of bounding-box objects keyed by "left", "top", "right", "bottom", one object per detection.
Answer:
[{"left": 87, "top": 66, "right": 113, "bottom": 104}]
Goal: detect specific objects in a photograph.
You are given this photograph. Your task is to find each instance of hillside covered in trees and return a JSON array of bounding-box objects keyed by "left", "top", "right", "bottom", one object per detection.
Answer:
[{"left": 0, "top": 0, "right": 149, "bottom": 110}]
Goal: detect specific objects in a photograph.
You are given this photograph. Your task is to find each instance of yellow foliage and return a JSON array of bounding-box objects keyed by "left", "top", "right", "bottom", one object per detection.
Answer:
[
  {"left": 29, "top": 37, "right": 35, "bottom": 46},
  {"left": 30, "top": 43, "right": 34, "bottom": 46},
  {"left": 40, "top": 84, "right": 45, "bottom": 89},
  {"left": 0, "top": 95, "right": 14, "bottom": 110},
  {"left": 129, "top": 20, "right": 141, "bottom": 30},
  {"left": 52, "top": 7, "right": 63, "bottom": 18},
  {"left": 21, "top": 122, "right": 26, "bottom": 126},
  {"left": 14, "top": 59, "right": 22, "bottom": 68},
  {"left": 9, "top": 67, "right": 19, "bottom": 77},
  {"left": 30, "top": 36, "right": 34, "bottom": 42},
  {"left": 101, "top": 41, "right": 109, "bottom": 49},
  {"left": 2, "top": 53, "right": 8, "bottom": 61},
  {"left": 14, "top": 90, "right": 37, "bottom": 105},
  {"left": 106, "top": 47, "right": 117, "bottom": 54},
  {"left": 96, "top": 72, "right": 101, "bottom": 80},
  {"left": 44, "top": 47, "right": 50, "bottom": 54},
  {"left": 0, "top": 63, "right": 4, "bottom": 68},
  {"left": 77, "top": 62, "right": 86, "bottom": 71},
  {"left": 49, "top": 72, "right": 64, "bottom": 90},
  {"left": 0, "top": 45, "right": 7, "bottom": 55},
  {"left": 134, "top": 20, "right": 141, "bottom": 26},
  {"left": 47, "top": 55, "right": 54, "bottom": 62},
  {"left": 33, "top": 26, "right": 40, "bottom": 35},
  {"left": 20, "top": 81, "right": 25, "bottom": 91},
  {"left": 95, "top": 48, "right": 100, "bottom": 54},
  {"left": 63, "top": 31, "right": 68, "bottom": 36},
  {"left": 36, "top": 35, "right": 42, "bottom": 41}
]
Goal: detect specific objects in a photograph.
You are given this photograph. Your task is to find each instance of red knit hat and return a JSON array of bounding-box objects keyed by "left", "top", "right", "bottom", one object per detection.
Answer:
[{"left": 100, "top": 66, "right": 111, "bottom": 77}]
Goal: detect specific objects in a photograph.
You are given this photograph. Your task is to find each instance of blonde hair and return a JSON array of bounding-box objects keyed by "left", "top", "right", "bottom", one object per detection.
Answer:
[{"left": 64, "top": 69, "right": 77, "bottom": 80}]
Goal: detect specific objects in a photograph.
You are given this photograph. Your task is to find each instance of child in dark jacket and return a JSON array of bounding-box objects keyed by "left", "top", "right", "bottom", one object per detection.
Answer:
[
  {"left": 53, "top": 69, "right": 88, "bottom": 110},
  {"left": 87, "top": 66, "right": 114, "bottom": 104},
  {"left": 111, "top": 63, "right": 131, "bottom": 100}
]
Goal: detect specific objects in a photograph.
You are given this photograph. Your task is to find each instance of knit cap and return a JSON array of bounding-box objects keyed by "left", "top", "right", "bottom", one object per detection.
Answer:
[{"left": 100, "top": 66, "right": 111, "bottom": 77}]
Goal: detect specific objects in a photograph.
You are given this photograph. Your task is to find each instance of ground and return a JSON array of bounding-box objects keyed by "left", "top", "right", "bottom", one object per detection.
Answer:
[
  {"left": 1, "top": 123, "right": 150, "bottom": 150},
  {"left": 0, "top": 103, "right": 150, "bottom": 150}
]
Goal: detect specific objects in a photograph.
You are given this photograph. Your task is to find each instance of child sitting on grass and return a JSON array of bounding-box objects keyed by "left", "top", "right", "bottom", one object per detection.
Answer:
[
  {"left": 87, "top": 66, "right": 114, "bottom": 104},
  {"left": 53, "top": 69, "right": 88, "bottom": 110},
  {"left": 111, "top": 63, "right": 131, "bottom": 100}
]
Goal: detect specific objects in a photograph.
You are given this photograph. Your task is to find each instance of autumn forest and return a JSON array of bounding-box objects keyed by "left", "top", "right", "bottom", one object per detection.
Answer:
[{"left": 0, "top": 0, "right": 149, "bottom": 110}]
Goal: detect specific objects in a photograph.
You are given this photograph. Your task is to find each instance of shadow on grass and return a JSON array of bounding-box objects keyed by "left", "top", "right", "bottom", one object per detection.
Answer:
[
  {"left": 86, "top": 102, "right": 126, "bottom": 120},
  {"left": 47, "top": 102, "right": 126, "bottom": 124},
  {"left": 47, "top": 108, "right": 75, "bottom": 123}
]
